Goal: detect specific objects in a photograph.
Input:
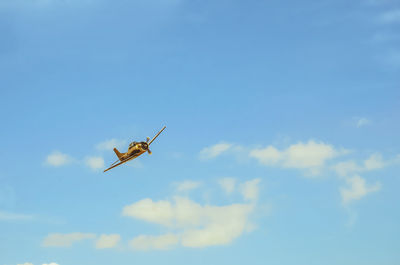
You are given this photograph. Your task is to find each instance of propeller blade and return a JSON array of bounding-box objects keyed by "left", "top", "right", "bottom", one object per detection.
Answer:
[
  {"left": 147, "top": 149, "right": 152, "bottom": 155},
  {"left": 146, "top": 137, "right": 150, "bottom": 143}
]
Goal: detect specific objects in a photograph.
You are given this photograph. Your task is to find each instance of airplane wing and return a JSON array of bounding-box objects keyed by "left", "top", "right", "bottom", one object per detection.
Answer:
[
  {"left": 103, "top": 156, "right": 136, "bottom": 172},
  {"left": 148, "top": 126, "right": 166, "bottom": 145}
]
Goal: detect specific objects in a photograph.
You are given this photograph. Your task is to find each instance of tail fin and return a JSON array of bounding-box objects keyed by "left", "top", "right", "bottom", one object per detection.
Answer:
[{"left": 114, "top": 148, "right": 125, "bottom": 161}]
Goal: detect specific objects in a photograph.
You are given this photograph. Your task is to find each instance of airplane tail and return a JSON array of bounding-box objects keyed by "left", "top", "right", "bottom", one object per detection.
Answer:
[{"left": 113, "top": 148, "right": 125, "bottom": 161}]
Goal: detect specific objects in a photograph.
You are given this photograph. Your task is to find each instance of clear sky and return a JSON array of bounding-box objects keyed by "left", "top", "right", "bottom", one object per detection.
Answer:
[{"left": 1, "top": 0, "right": 400, "bottom": 265}]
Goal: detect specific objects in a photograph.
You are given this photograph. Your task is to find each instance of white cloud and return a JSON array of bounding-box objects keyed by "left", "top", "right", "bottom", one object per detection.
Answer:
[
  {"left": 175, "top": 180, "right": 202, "bottom": 192},
  {"left": 284, "top": 141, "right": 339, "bottom": 169},
  {"left": 45, "top": 151, "right": 71, "bottom": 167},
  {"left": 333, "top": 153, "right": 387, "bottom": 177},
  {"left": 181, "top": 203, "right": 253, "bottom": 247},
  {"left": 95, "top": 234, "right": 121, "bottom": 249},
  {"left": 122, "top": 199, "right": 174, "bottom": 227},
  {"left": 364, "top": 153, "right": 385, "bottom": 170},
  {"left": 240, "top": 178, "right": 261, "bottom": 202},
  {"left": 123, "top": 180, "right": 259, "bottom": 250},
  {"left": 333, "top": 160, "right": 361, "bottom": 177},
  {"left": 199, "top": 143, "right": 232, "bottom": 160},
  {"left": 379, "top": 9, "right": 400, "bottom": 23},
  {"left": 355, "top": 117, "right": 371, "bottom": 128},
  {"left": 340, "top": 175, "right": 381, "bottom": 205},
  {"left": 85, "top": 156, "right": 105, "bottom": 170},
  {"left": 250, "top": 140, "right": 345, "bottom": 175},
  {"left": 96, "top": 139, "right": 126, "bottom": 151},
  {"left": 130, "top": 234, "right": 179, "bottom": 251},
  {"left": 0, "top": 211, "right": 33, "bottom": 221},
  {"left": 333, "top": 153, "right": 388, "bottom": 209},
  {"left": 218, "top": 177, "right": 236, "bottom": 194},
  {"left": 249, "top": 146, "right": 282, "bottom": 166},
  {"left": 17, "top": 263, "right": 34, "bottom": 265},
  {"left": 42, "top": 233, "right": 96, "bottom": 247}
]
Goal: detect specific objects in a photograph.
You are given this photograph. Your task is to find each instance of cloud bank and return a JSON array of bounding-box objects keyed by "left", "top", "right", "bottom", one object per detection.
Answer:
[
  {"left": 202, "top": 140, "right": 393, "bottom": 212},
  {"left": 123, "top": 178, "right": 261, "bottom": 250}
]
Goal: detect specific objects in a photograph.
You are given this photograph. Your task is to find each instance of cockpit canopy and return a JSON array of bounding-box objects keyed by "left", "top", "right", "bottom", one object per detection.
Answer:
[{"left": 128, "top": 141, "right": 148, "bottom": 150}]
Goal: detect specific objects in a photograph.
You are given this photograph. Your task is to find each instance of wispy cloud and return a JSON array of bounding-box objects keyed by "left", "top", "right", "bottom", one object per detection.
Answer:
[
  {"left": 45, "top": 151, "right": 72, "bottom": 167},
  {"left": 333, "top": 153, "right": 388, "bottom": 177},
  {"left": 355, "top": 117, "right": 371, "bottom": 128},
  {"left": 364, "top": 153, "right": 385, "bottom": 170},
  {"left": 130, "top": 234, "right": 179, "bottom": 251},
  {"left": 340, "top": 175, "right": 381, "bottom": 205},
  {"left": 85, "top": 156, "right": 105, "bottom": 171},
  {"left": 199, "top": 143, "right": 233, "bottom": 160},
  {"left": 45, "top": 151, "right": 105, "bottom": 171},
  {"left": 240, "top": 178, "right": 261, "bottom": 202},
  {"left": 331, "top": 153, "right": 391, "bottom": 216},
  {"left": 249, "top": 140, "right": 348, "bottom": 176},
  {"left": 218, "top": 177, "right": 236, "bottom": 194},
  {"left": 0, "top": 210, "right": 33, "bottom": 221},
  {"left": 95, "top": 234, "right": 121, "bottom": 249},
  {"left": 174, "top": 180, "right": 202, "bottom": 192},
  {"left": 42, "top": 233, "right": 96, "bottom": 247},
  {"left": 96, "top": 139, "right": 127, "bottom": 151}
]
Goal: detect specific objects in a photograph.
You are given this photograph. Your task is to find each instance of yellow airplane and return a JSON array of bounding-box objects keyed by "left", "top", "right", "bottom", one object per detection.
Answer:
[{"left": 103, "top": 126, "right": 166, "bottom": 172}]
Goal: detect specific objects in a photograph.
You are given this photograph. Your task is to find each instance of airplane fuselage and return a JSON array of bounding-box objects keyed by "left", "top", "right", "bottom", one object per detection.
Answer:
[{"left": 122, "top": 142, "right": 148, "bottom": 160}]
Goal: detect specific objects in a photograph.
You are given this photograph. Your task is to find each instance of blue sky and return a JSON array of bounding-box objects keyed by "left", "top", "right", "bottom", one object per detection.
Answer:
[{"left": 1, "top": 0, "right": 400, "bottom": 264}]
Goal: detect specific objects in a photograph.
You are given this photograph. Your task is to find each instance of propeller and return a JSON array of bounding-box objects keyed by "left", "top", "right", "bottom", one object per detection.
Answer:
[
  {"left": 142, "top": 140, "right": 152, "bottom": 154},
  {"left": 145, "top": 137, "right": 152, "bottom": 154}
]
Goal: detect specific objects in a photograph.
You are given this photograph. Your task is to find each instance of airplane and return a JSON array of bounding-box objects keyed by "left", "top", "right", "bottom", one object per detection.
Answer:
[{"left": 103, "top": 126, "right": 166, "bottom": 172}]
